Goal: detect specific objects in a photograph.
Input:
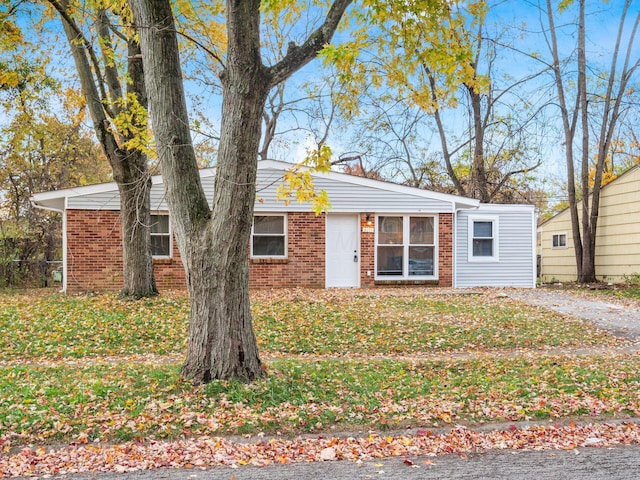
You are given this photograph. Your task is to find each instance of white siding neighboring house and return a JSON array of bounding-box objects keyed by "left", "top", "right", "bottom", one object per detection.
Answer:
[{"left": 539, "top": 165, "right": 640, "bottom": 283}]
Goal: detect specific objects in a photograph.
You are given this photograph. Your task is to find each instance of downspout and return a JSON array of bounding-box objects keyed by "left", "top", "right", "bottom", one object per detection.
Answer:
[
  {"left": 452, "top": 206, "right": 458, "bottom": 288},
  {"left": 533, "top": 211, "right": 539, "bottom": 289},
  {"left": 30, "top": 199, "right": 67, "bottom": 293}
]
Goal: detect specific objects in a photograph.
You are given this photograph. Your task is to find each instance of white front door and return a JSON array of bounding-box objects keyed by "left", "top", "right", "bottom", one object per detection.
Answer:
[{"left": 326, "top": 214, "right": 360, "bottom": 288}]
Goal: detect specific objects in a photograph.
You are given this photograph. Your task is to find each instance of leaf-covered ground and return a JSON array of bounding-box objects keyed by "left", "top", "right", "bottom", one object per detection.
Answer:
[
  {"left": 540, "top": 283, "right": 640, "bottom": 305},
  {"left": 0, "top": 288, "right": 638, "bottom": 477},
  {"left": 0, "top": 289, "right": 620, "bottom": 360},
  {"left": 4, "top": 422, "right": 640, "bottom": 477}
]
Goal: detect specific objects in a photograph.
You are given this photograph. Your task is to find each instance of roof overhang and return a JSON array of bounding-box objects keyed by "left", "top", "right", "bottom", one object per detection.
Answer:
[{"left": 30, "top": 160, "right": 483, "bottom": 213}]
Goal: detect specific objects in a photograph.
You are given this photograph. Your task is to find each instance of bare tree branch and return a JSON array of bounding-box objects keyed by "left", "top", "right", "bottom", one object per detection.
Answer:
[{"left": 268, "top": 0, "right": 352, "bottom": 87}]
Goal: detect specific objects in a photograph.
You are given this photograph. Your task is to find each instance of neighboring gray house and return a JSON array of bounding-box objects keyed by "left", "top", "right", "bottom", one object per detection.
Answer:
[{"left": 31, "top": 159, "right": 537, "bottom": 292}]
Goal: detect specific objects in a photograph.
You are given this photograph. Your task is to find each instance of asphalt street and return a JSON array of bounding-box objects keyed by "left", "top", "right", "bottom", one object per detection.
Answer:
[{"left": 49, "top": 444, "right": 640, "bottom": 480}]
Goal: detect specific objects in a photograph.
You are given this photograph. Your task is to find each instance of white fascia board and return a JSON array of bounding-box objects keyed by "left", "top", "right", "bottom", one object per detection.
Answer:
[
  {"left": 31, "top": 159, "right": 481, "bottom": 213},
  {"left": 30, "top": 182, "right": 120, "bottom": 212},
  {"left": 28, "top": 168, "right": 211, "bottom": 213},
  {"left": 30, "top": 196, "right": 65, "bottom": 212}
]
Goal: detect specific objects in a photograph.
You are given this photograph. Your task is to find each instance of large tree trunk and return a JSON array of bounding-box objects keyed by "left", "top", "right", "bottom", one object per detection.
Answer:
[
  {"left": 546, "top": 0, "right": 639, "bottom": 283},
  {"left": 466, "top": 83, "right": 489, "bottom": 202},
  {"left": 576, "top": 0, "right": 596, "bottom": 283},
  {"left": 579, "top": 0, "right": 639, "bottom": 283},
  {"left": 131, "top": 0, "right": 267, "bottom": 383},
  {"left": 131, "top": 0, "right": 351, "bottom": 383},
  {"left": 181, "top": 38, "right": 270, "bottom": 381},
  {"left": 118, "top": 154, "right": 156, "bottom": 298},
  {"left": 118, "top": 38, "right": 157, "bottom": 298},
  {"left": 424, "top": 65, "right": 466, "bottom": 197},
  {"left": 546, "top": 0, "right": 583, "bottom": 280},
  {"left": 57, "top": 3, "right": 157, "bottom": 297}
]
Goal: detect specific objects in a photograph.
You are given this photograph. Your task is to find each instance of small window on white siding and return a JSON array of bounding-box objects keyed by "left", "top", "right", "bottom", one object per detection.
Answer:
[
  {"left": 468, "top": 216, "right": 499, "bottom": 262},
  {"left": 151, "top": 214, "right": 171, "bottom": 257},
  {"left": 252, "top": 214, "right": 287, "bottom": 258},
  {"left": 552, "top": 233, "right": 567, "bottom": 248}
]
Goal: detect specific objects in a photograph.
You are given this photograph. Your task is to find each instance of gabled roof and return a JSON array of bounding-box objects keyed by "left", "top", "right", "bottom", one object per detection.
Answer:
[{"left": 31, "top": 159, "right": 480, "bottom": 213}]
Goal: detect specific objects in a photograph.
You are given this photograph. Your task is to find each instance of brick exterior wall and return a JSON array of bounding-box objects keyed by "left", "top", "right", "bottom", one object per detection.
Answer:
[
  {"left": 66, "top": 209, "right": 122, "bottom": 292},
  {"left": 65, "top": 210, "right": 454, "bottom": 292},
  {"left": 360, "top": 213, "right": 376, "bottom": 287},
  {"left": 438, "top": 213, "right": 453, "bottom": 287},
  {"left": 66, "top": 210, "right": 187, "bottom": 293},
  {"left": 66, "top": 210, "right": 326, "bottom": 292},
  {"left": 249, "top": 212, "right": 325, "bottom": 288}
]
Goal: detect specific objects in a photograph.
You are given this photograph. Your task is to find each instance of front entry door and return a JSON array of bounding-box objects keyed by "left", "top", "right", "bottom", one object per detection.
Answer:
[{"left": 326, "top": 214, "right": 360, "bottom": 288}]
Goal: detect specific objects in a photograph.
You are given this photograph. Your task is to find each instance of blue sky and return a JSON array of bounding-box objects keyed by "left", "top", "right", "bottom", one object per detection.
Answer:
[{"left": 4, "top": 0, "right": 640, "bottom": 206}]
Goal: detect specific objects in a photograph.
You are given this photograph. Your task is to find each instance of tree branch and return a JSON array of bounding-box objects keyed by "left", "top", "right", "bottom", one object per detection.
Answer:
[
  {"left": 47, "top": 0, "right": 112, "bottom": 116},
  {"left": 96, "top": 9, "right": 123, "bottom": 109},
  {"left": 176, "top": 29, "right": 226, "bottom": 70},
  {"left": 267, "top": 0, "right": 352, "bottom": 87}
]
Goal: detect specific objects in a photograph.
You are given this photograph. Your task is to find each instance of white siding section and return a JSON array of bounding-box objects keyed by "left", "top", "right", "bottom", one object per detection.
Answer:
[
  {"left": 254, "top": 168, "right": 454, "bottom": 212},
  {"left": 66, "top": 173, "right": 185, "bottom": 211},
  {"left": 66, "top": 167, "right": 455, "bottom": 213},
  {"left": 456, "top": 205, "right": 536, "bottom": 288}
]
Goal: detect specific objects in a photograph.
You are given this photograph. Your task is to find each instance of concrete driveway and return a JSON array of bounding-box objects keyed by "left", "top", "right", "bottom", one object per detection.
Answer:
[{"left": 505, "top": 288, "right": 640, "bottom": 342}]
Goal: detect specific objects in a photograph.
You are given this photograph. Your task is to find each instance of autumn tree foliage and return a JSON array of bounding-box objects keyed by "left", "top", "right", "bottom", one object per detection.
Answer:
[
  {"left": 0, "top": 51, "right": 110, "bottom": 286},
  {"left": 42, "top": 0, "right": 158, "bottom": 298},
  {"left": 329, "top": 0, "right": 546, "bottom": 204}
]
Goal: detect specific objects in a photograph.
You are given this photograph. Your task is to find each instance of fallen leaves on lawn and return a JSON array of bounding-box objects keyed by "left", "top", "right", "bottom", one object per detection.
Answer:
[
  {"left": 251, "top": 289, "right": 623, "bottom": 355},
  {"left": 3, "top": 355, "right": 640, "bottom": 448},
  {"left": 1, "top": 422, "right": 639, "bottom": 477},
  {"left": 2, "top": 287, "right": 640, "bottom": 477},
  {"left": 0, "top": 288, "right": 624, "bottom": 362},
  {"left": 0, "top": 292, "right": 189, "bottom": 360}
]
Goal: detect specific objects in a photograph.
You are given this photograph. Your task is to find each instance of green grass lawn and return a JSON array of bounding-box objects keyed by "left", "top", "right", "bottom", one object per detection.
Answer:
[
  {"left": 0, "top": 289, "right": 619, "bottom": 360},
  {"left": 541, "top": 283, "right": 640, "bottom": 304},
  {"left": 586, "top": 286, "right": 640, "bottom": 302},
  {"left": 0, "top": 288, "right": 637, "bottom": 447}
]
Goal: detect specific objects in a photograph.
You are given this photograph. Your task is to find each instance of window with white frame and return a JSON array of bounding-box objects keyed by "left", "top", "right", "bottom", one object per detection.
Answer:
[
  {"left": 252, "top": 214, "right": 287, "bottom": 258},
  {"left": 376, "top": 215, "right": 436, "bottom": 278},
  {"left": 150, "top": 214, "right": 171, "bottom": 257},
  {"left": 468, "top": 216, "right": 499, "bottom": 261},
  {"left": 552, "top": 233, "right": 567, "bottom": 248}
]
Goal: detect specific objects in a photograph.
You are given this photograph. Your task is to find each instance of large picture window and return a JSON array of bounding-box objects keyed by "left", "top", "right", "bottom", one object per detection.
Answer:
[
  {"left": 376, "top": 215, "right": 436, "bottom": 278},
  {"left": 150, "top": 214, "right": 171, "bottom": 257},
  {"left": 468, "top": 216, "right": 499, "bottom": 262},
  {"left": 252, "top": 214, "right": 287, "bottom": 258}
]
